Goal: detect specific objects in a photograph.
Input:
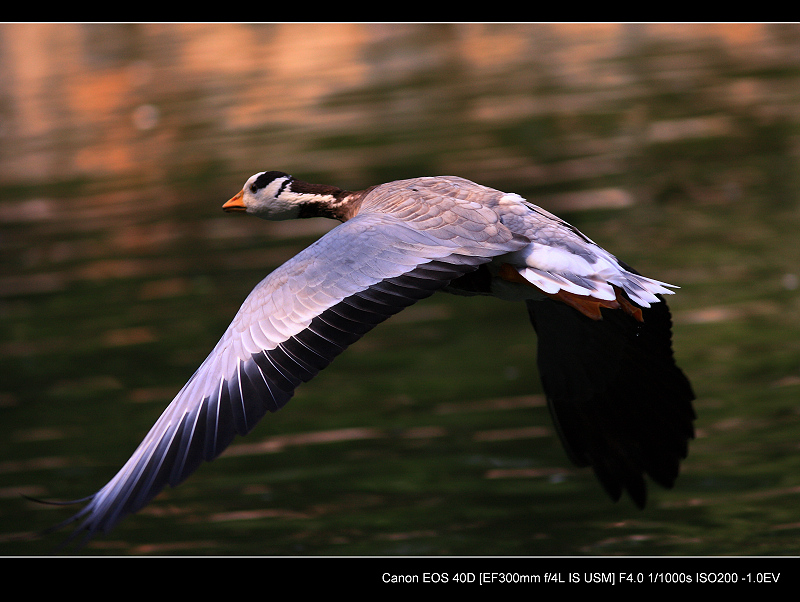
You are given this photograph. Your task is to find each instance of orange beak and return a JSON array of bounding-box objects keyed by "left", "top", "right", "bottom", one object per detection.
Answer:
[{"left": 222, "top": 190, "right": 246, "bottom": 212}]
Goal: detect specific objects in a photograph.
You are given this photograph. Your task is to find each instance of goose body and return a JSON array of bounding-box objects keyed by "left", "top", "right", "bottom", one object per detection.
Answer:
[{"left": 50, "top": 172, "right": 695, "bottom": 543}]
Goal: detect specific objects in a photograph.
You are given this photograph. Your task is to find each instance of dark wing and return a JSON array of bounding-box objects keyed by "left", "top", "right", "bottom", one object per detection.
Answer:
[
  {"left": 526, "top": 284, "right": 695, "bottom": 508},
  {"left": 53, "top": 212, "right": 527, "bottom": 544}
]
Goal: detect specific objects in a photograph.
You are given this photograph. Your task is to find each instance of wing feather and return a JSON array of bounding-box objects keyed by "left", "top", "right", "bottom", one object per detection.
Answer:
[
  {"left": 51, "top": 212, "right": 526, "bottom": 543},
  {"left": 526, "top": 289, "right": 695, "bottom": 508}
]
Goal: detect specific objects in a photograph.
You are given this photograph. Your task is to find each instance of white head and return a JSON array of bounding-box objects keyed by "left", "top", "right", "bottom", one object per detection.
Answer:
[{"left": 223, "top": 171, "right": 301, "bottom": 220}]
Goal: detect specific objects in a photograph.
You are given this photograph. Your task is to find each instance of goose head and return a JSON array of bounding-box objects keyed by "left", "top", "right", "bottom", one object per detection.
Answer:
[
  {"left": 224, "top": 171, "right": 361, "bottom": 222},
  {"left": 223, "top": 171, "right": 303, "bottom": 220}
]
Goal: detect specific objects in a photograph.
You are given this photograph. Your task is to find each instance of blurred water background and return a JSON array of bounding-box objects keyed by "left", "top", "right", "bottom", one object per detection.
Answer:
[{"left": 1, "top": 23, "right": 800, "bottom": 556}]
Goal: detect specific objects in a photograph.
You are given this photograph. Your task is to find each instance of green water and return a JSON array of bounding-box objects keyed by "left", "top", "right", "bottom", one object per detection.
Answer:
[{"left": 2, "top": 27, "right": 800, "bottom": 556}]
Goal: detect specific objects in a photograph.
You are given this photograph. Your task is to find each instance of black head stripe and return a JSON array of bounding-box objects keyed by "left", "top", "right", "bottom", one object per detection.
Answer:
[
  {"left": 252, "top": 171, "right": 292, "bottom": 193},
  {"left": 276, "top": 176, "right": 291, "bottom": 197}
]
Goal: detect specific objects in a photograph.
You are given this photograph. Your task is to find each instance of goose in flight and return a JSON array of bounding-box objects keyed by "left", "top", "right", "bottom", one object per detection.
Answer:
[{"left": 47, "top": 172, "right": 695, "bottom": 544}]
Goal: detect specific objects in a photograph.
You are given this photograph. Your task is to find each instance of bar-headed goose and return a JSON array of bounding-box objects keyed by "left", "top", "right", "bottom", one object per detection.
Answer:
[{"left": 47, "top": 172, "right": 695, "bottom": 544}]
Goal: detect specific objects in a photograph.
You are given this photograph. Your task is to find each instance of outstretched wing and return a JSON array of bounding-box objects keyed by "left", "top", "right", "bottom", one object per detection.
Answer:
[
  {"left": 526, "top": 274, "right": 695, "bottom": 508},
  {"left": 55, "top": 212, "right": 527, "bottom": 543}
]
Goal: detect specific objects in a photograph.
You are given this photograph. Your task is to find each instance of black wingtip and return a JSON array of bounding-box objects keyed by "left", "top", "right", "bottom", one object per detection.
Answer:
[
  {"left": 527, "top": 291, "right": 696, "bottom": 509},
  {"left": 23, "top": 492, "right": 94, "bottom": 507},
  {"left": 25, "top": 492, "right": 102, "bottom": 552}
]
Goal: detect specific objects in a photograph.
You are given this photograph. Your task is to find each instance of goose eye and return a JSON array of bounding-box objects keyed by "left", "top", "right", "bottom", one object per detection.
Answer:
[{"left": 249, "top": 183, "right": 258, "bottom": 193}]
